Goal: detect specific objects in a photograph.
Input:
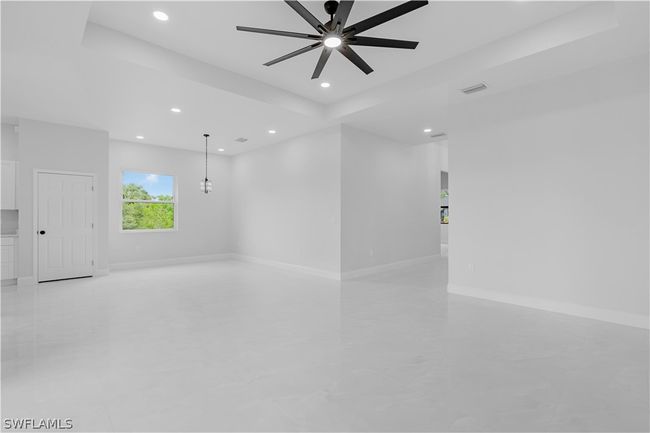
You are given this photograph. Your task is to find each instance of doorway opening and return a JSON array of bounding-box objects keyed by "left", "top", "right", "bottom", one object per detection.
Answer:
[{"left": 440, "top": 170, "right": 448, "bottom": 257}]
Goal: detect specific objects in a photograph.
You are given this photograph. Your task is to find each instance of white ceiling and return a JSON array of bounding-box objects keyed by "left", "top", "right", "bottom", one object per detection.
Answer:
[
  {"left": 342, "top": 2, "right": 650, "bottom": 144},
  {"left": 2, "top": 1, "right": 648, "bottom": 154},
  {"left": 87, "top": 1, "right": 583, "bottom": 104}
]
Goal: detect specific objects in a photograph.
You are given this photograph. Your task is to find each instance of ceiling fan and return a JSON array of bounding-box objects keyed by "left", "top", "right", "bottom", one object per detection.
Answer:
[{"left": 236, "top": 0, "right": 428, "bottom": 79}]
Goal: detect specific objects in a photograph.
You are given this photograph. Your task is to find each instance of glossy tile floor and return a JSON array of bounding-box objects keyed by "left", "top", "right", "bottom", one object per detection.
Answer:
[{"left": 2, "top": 258, "right": 648, "bottom": 432}]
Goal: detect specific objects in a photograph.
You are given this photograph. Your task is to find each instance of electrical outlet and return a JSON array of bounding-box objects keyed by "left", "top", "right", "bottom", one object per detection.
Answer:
[{"left": 467, "top": 263, "right": 474, "bottom": 272}]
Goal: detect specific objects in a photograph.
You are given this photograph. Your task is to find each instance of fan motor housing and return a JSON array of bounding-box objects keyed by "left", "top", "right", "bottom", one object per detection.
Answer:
[{"left": 324, "top": 1, "right": 339, "bottom": 16}]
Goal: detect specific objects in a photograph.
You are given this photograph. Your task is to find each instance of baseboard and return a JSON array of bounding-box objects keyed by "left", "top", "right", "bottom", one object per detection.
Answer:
[
  {"left": 17, "top": 276, "right": 36, "bottom": 286},
  {"left": 342, "top": 254, "right": 441, "bottom": 280},
  {"left": 110, "top": 253, "right": 234, "bottom": 271},
  {"left": 231, "top": 254, "right": 341, "bottom": 280},
  {"left": 95, "top": 268, "right": 109, "bottom": 276},
  {"left": 447, "top": 283, "right": 649, "bottom": 330}
]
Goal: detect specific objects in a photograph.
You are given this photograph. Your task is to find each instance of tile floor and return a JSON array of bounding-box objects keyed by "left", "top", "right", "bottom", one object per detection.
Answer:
[{"left": 2, "top": 258, "right": 648, "bottom": 431}]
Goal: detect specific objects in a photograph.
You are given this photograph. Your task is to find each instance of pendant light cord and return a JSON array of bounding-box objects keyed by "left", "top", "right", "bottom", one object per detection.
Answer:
[{"left": 204, "top": 133, "right": 209, "bottom": 181}]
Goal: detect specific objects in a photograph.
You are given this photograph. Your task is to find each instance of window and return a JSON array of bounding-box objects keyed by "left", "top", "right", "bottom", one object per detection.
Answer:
[
  {"left": 121, "top": 171, "right": 176, "bottom": 231},
  {"left": 440, "top": 171, "right": 449, "bottom": 224}
]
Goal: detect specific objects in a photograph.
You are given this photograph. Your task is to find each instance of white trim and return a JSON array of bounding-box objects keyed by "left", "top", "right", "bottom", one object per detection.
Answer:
[
  {"left": 120, "top": 228, "right": 178, "bottom": 234},
  {"left": 17, "top": 276, "right": 36, "bottom": 286},
  {"left": 110, "top": 253, "right": 233, "bottom": 271},
  {"left": 232, "top": 254, "right": 341, "bottom": 280},
  {"left": 447, "top": 284, "right": 649, "bottom": 330},
  {"left": 341, "top": 254, "right": 441, "bottom": 280},
  {"left": 441, "top": 243, "right": 448, "bottom": 257},
  {"left": 33, "top": 169, "right": 97, "bottom": 282}
]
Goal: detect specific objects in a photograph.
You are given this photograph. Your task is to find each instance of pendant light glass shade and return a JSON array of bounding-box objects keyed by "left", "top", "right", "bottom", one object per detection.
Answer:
[
  {"left": 200, "top": 178, "right": 213, "bottom": 193},
  {"left": 201, "top": 133, "right": 212, "bottom": 194}
]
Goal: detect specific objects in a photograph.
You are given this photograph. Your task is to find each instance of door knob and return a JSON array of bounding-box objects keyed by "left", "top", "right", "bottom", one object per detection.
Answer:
[{"left": 39, "top": 230, "right": 46, "bottom": 235}]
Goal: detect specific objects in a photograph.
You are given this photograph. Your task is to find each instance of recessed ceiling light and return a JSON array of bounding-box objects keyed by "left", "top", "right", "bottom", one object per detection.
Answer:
[
  {"left": 324, "top": 35, "right": 342, "bottom": 48},
  {"left": 423, "top": 128, "right": 432, "bottom": 133},
  {"left": 136, "top": 135, "right": 144, "bottom": 140},
  {"left": 153, "top": 11, "right": 169, "bottom": 21},
  {"left": 268, "top": 129, "right": 276, "bottom": 134},
  {"left": 170, "top": 107, "right": 181, "bottom": 113},
  {"left": 218, "top": 148, "right": 225, "bottom": 152},
  {"left": 320, "top": 82, "right": 331, "bottom": 88}
]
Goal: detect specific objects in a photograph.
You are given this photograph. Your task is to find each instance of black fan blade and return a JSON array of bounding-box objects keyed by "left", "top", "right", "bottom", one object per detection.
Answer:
[
  {"left": 236, "top": 26, "right": 320, "bottom": 40},
  {"left": 311, "top": 48, "right": 332, "bottom": 79},
  {"left": 343, "top": 0, "right": 428, "bottom": 35},
  {"left": 332, "top": 1, "right": 355, "bottom": 31},
  {"left": 338, "top": 45, "right": 373, "bottom": 75},
  {"left": 348, "top": 36, "right": 419, "bottom": 49},
  {"left": 265, "top": 42, "right": 322, "bottom": 66},
  {"left": 284, "top": 1, "right": 326, "bottom": 33}
]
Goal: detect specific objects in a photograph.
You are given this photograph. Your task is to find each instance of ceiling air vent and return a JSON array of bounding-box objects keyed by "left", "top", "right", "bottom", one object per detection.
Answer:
[
  {"left": 461, "top": 82, "right": 488, "bottom": 95},
  {"left": 430, "top": 132, "right": 447, "bottom": 142},
  {"left": 234, "top": 137, "right": 248, "bottom": 143}
]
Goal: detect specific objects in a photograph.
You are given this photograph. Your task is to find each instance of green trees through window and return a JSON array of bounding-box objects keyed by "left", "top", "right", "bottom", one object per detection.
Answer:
[{"left": 122, "top": 172, "right": 175, "bottom": 231}]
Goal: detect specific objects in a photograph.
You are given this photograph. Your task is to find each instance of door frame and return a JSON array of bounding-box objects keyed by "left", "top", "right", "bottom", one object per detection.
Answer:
[{"left": 33, "top": 169, "right": 98, "bottom": 282}]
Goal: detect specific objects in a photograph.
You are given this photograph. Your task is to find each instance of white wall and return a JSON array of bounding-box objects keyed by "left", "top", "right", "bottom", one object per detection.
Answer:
[
  {"left": 341, "top": 125, "right": 441, "bottom": 273},
  {"left": 448, "top": 55, "right": 649, "bottom": 321},
  {"left": 231, "top": 127, "right": 341, "bottom": 275},
  {"left": 16, "top": 118, "right": 109, "bottom": 278},
  {"left": 231, "top": 125, "right": 442, "bottom": 277},
  {"left": 439, "top": 143, "right": 448, "bottom": 173},
  {"left": 1, "top": 123, "right": 19, "bottom": 160},
  {"left": 440, "top": 223, "right": 449, "bottom": 245},
  {"left": 109, "top": 140, "right": 231, "bottom": 267}
]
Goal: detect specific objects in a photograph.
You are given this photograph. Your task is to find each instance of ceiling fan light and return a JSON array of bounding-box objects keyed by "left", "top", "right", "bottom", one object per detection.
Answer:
[{"left": 324, "top": 35, "right": 342, "bottom": 48}]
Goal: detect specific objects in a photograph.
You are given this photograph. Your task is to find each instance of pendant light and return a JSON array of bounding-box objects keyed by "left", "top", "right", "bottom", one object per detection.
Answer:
[{"left": 200, "top": 133, "right": 212, "bottom": 194}]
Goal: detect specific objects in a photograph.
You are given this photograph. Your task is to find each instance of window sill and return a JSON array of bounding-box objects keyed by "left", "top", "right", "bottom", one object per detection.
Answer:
[{"left": 120, "top": 228, "right": 178, "bottom": 234}]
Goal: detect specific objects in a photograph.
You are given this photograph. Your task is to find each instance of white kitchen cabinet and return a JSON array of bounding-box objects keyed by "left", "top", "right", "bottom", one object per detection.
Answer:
[
  {"left": 1, "top": 236, "right": 17, "bottom": 280},
  {"left": 1, "top": 161, "right": 17, "bottom": 209}
]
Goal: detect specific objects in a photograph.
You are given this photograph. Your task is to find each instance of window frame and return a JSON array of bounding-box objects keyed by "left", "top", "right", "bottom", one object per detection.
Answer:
[{"left": 120, "top": 169, "right": 178, "bottom": 233}]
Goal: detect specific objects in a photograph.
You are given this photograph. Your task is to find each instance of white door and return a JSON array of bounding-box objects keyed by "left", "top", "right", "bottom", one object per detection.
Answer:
[{"left": 37, "top": 172, "right": 94, "bottom": 282}]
